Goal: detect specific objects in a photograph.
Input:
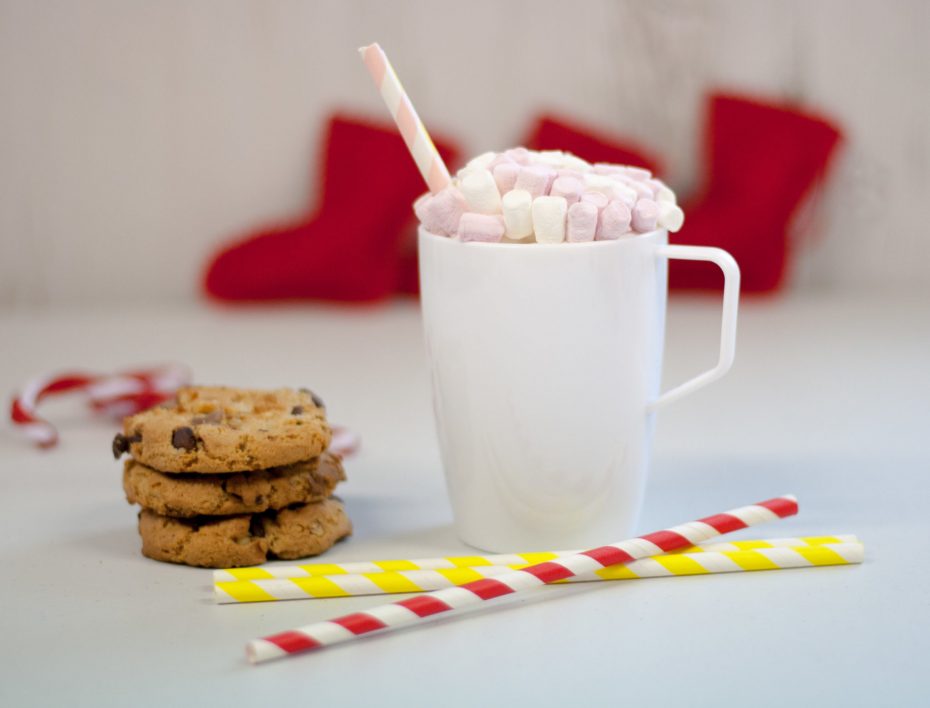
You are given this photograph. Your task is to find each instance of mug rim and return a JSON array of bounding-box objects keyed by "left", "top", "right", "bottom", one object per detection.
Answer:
[{"left": 417, "top": 225, "right": 667, "bottom": 249}]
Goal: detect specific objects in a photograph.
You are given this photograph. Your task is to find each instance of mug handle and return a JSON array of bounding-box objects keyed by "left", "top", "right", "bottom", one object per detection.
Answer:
[{"left": 648, "top": 244, "right": 741, "bottom": 411}]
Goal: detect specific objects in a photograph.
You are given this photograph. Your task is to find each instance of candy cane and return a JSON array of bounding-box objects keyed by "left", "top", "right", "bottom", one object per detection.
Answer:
[{"left": 9, "top": 364, "right": 191, "bottom": 448}]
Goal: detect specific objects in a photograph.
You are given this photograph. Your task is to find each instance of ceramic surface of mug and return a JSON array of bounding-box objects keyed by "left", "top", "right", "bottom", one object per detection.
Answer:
[{"left": 418, "top": 227, "right": 739, "bottom": 551}]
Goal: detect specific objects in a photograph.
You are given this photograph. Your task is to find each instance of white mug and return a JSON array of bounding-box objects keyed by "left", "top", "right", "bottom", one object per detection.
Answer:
[{"left": 418, "top": 227, "right": 740, "bottom": 551}]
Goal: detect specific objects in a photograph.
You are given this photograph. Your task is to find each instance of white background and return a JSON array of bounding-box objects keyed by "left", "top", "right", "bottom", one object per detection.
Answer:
[{"left": 2, "top": 0, "right": 929, "bottom": 305}]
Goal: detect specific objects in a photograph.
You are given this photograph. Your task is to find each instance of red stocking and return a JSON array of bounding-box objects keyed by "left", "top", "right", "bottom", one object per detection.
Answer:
[
  {"left": 671, "top": 94, "right": 843, "bottom": 292},
  {"left": 203, "top": 114, "right": 460, "bottom": 302}
]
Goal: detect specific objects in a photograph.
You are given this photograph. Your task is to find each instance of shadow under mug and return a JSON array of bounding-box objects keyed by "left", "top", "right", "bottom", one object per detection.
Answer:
[{"left": 418, "top": 226, "right": 740, "bottom": 552}]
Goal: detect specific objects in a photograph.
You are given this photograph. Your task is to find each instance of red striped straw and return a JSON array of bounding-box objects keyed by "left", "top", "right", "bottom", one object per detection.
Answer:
[
  {"left": 358, "top": 42, "right": 451, "bottom": 193},
  {"left": 246, "top": 494, "right": 798, "bottom": 664}
]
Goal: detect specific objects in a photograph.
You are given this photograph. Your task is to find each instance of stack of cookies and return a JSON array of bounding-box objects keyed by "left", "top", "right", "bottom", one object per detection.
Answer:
[{"left": 113, "top": 386, "right": 352, "bottom": 568}]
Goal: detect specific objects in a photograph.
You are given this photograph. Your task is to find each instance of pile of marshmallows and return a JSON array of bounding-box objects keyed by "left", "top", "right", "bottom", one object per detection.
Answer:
[{"left": 415, "top": 148, "right": 684, "bottom": 244}]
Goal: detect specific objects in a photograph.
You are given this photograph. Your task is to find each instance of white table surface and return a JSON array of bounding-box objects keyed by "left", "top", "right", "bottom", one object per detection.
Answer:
[{"left": 1, "top": 291, "right": 928, "bottom": 707}]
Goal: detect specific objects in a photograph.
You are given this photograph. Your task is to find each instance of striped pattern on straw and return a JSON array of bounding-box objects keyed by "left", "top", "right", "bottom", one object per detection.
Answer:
[
  {"left": 359, "top": 43, "right": 450, "bottom": 193},
  {"left": 245, "top": 494, "right": 798, "bottom": 664},
  {"left": 217, "top": 541, "right": 862, "bottom": 604},
  {"left": 215, "top": 534, "right": 857, "bottom": 582}
]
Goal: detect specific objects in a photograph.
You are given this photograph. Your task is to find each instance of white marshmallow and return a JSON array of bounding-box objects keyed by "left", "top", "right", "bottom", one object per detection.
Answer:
[
  {"left": 631, "top": 198, "right": 659, "bottom": 233},
  {"left": 531, "top": 195, "right": 568, "bottom": 243},
  {"left": 657, "top": 201, "right": 685, "bottom": 232},
  {"left": 561, "top": 154, "right": 592, "bottom": 172},
  {"left": 649, "top": 179, "right": 677, "bottom": 204},
  {"left": 536, "top": 150, "right": 567, "bottom": 168},
  {"left": 583, "top": 172, "right": 617, "bottom": 195},
  {"left": 607, "top": 181, "right": 638, "bottom": 208},
  {"left": 567, "top": 201, "right": 598, "bottom": 242},
  {"left": 493, "top": 162, "right": 520, "bottom": 195},
  {"left": 501, "top": 189, "right": 534, "bottom": 240},
  {"left": 460, "top": 169, "right": 502, "bottom": 214},
  {"left": 465, "top": 151, "right": 497, "bottom": 172}
]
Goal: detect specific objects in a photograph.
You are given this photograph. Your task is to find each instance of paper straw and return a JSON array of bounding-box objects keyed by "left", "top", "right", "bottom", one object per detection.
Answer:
[
  {"left": 246, "top": 494, "right": 797, "bottom": 664},
  {"left": 215, "top": 535, "right": 856, "bottom": 582},
  {"left": 358, "top": 42, "right": 451, "bottom": 193},
  {"left": 218, "top": 542, "right": 862, "bottom": 604}
]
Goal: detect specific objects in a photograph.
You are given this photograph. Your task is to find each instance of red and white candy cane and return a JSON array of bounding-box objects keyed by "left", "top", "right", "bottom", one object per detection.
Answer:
[
  {"left": 9, "top": 364, "right": 191, "bottom": 448},
  {"left": 246, "top": 495, "right": 798, "bottom": 664}
]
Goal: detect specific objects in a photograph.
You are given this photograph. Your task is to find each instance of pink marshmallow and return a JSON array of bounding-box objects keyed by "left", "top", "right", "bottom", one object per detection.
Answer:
[
  {"left": 566, "top": 201, "right": 598, "bottom": 242},
  {"left": 550, "top": 176, "right": 584, "bottom": 205},
  {"left": 493, "top": 162, "right": 521, "bottom": 195},
  {"left": 620, "top": 177, "right": 655, "bottom": 200},
  {"left": 504, "top": 147, "right": 532, "bottom": 165},
  {"left": 596, "top": 201, "right": 632, "bottom": 241},
  {"left": 557, "top": 169, "right": 583, "bottom": 181},
  {"left": 458, "top": 212, "right": 505, "bottom": 243},
  {"left": 514, "top": 165, "right": 555, "bottom": 198},
  {"left": 631, "top": 198, "right": 659, "bottom": 233},
  {"left": 488, "top": 152, "right": 516, "bottom": 170},
  {"left": 580, "top": 191, "right": 609, "bottom": 210},
  {"left": 415, "top": 187, "right": 467, "bottom": 236},
  {"left": 624, "top": 166, "right": 652, "bottom": 181},
  {"left": 592, "top": 163, "right": 624, "bottom": 176}
]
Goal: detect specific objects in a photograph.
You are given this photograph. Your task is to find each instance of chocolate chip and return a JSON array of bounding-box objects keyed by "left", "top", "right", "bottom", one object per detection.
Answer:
[
  {"left": 112, "top": 432, "right": 141, "bottom": 459},
  {"left": 291, "top": 405, "right": 304, "bottom": 415},
  {"left": 191, "top": 409, "right": 223, "bottom": 425},
  {"left": 171, "top": 427, "right": 197, "bottom": 451},
  {"left": 299, "top": 388, "right": 325, "bottom": 408},
  {"left": 248, "top": 516, "right": 266, "bottom": 538}
]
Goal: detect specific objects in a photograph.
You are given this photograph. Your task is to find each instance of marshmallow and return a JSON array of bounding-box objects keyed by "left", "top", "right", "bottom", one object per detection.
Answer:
[
  {"left": 458, "top": 212, "right": 505, "bottom": 243},
  {"left": 580, "top": 191, "right": 609, "bottom": 210},
  {"left": 550, "top": 176, "right": 584, "bottom": 205},
  {"left": 505, "top": 147, "right": 532, "bottom": 165},
  {"left": 624, "top": 166, "right": 652, "bottom": 181},
  {"left": 465, "top": 151, "right": 497, "bottom": 172},
  {"left": 501, "top": 189, "right": 534, "bottom": 240},
  {"left": 649, "top": 179, "right": 677, "bottom": 204},
  {"left": 596, "top": 201, "right": 632, "bottom": 240},
  {"left": 514, "top": 165, "right": 555, "bottom": 199},
  {"left": 536, "top": 150, "right": 567, "bottom": 168},
  {"left": 607, "top": 181, "right": 638, "bottom": 208},
  {"left": 561, "top": 154, "right": 592, "bottom": 172},
  {"left": 657, "top": 200, "right": 685, "bottom": 232},
  {"left": 631, "top": 198, "right": 659, "bottom": 233},
  {"left": 460, "top": 169, "right": 502, "bottom": 214},
  {"left": 566, "top": 201, "right": 598, "bottom": 242},
  {"left": 583, "top": 172, "right": 617, "bottom": 195},
  {"left": 531, "top": 196, "right": 568, "bottom": 243},
  {"left": 557, "top": 168, "right": 584, "bottom": 180},
  {"left": 622, "top": 178, "right": 655, "bottom": 201},
  {"left": 592, "top": 163, "right": 624, "bottom": 176},
  {"left": 414, "top": 187, "right": 467, "bottom": 236},
  {"left": 493, "top": 162, "right": 520, "bottom": 195}
]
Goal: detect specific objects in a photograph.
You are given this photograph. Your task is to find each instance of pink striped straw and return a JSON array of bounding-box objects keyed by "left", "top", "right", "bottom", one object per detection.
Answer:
[
  {"left": 246, "top": 494, "right": 798, "bottom": 664},
  {"left": 358, "top": 42, "right": 451, "bottom": 193}
]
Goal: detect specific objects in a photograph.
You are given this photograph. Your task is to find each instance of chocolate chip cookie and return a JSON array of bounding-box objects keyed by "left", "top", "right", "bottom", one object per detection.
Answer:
[
  {"left": 137, "top": 498, "right": 352, "bottom": 568},
  {"left": 113, "top": 386, "right": 330, "bottom": 473},
  {"left": 123, "top": 452, "right": 345, "bottom": 518}
]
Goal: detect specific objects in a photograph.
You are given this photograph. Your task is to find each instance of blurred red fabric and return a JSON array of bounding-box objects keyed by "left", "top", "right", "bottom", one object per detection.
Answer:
[{"left": 203, "top": 114, "right": 460, "bottom": 302}]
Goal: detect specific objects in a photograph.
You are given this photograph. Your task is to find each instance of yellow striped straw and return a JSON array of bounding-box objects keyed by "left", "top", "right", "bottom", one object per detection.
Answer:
[
  {"left": 213, "top": 534, "right": 857, "bottom": 583},
  {"left": 215, "top": 541, "right": 863, "bottom": 604}
]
